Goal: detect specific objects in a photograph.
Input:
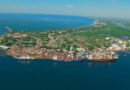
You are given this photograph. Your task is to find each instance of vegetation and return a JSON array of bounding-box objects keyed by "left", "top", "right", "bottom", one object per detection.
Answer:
[{"left": 0, "top": 18, "right": 130, "bottom": 51}]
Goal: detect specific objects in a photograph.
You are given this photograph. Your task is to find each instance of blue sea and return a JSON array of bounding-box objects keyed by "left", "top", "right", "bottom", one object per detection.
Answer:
[
  {"left": 0, "top": 52, "right": 130, "bottom": 90},
  {"left": 0, "top": 13, "right": 94, "bottom": 35},
  {"left": 0, "top": 13, "right": 130, "bottom": 90}
]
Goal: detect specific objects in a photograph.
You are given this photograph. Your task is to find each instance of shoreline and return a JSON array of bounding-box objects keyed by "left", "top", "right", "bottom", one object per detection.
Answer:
[
  {"left": 1, "top": 18, "right": 96, "bottom": 37},
  {"left": 0, "top": 18, "right": 129, "bottom": 62},
  {"left": 0, "top": 14, "right": 96, "bottom": 35},
  {"left": 75, "top": 18, "right": 97, "bottom": 29}
]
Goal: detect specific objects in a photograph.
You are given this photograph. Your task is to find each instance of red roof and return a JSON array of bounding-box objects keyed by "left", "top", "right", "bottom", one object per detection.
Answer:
[{"left": 12, "top": 34, "right": 21, "bottom": 37}]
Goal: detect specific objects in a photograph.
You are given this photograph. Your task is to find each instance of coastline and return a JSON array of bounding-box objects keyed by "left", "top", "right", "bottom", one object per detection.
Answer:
[
  {"left": 75, "top": 18, "right": 97, "bottom": 29},
  {"left": 0, "top": 17, "right": 129, "bottom": 62},
  {"left": 0, "top": 13, "right": 96, "bottom": 35},
  {"left": 2, "top": 18, "right": 96, "bottom": 35}
]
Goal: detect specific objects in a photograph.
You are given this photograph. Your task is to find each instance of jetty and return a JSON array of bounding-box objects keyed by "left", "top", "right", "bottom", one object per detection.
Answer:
[{"left": 5, "top": 27, "right": 13, "bottom": 32}]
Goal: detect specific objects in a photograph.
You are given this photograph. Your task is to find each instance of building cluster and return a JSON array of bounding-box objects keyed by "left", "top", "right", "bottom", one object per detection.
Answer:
[
  {"left": 106, "top": 37, "right": 130, "bottom": 51},
  {"left": 7, "top": 33, "right": 27, "bottom": 38},
  {"left": 0, "top": 33, "right": 130, "bottom": 61},
  {"left": 7, "top": 46, "right": 57, "bottom": 59}
]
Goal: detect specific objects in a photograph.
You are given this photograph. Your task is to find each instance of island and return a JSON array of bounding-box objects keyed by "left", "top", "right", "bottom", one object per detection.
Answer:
[{"left": 0, "top": 18, "right": 130, "bottom": 62}]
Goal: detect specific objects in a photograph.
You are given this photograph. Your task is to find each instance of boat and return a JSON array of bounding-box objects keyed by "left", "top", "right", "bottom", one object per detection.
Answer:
[
  {"left": 52, "top": 55, "right": 84, "bottom": 62},
  {"left": 52, "top": 59, "right": 84, "bottom": 62},
  {"left": 87, "top": 58, "right": 118, "bottom": 62},
  {"left": 16, "top": 56, "right": 35, "bottom": 60},
  {"left": 87, "top": 56, "right": 118, "bottom": 62},
  {"left": 0, "top": 45, "right": 9, "bottom": 50},
  {"left": 86, "top": 52, "right": 119, "bottom": 62}
]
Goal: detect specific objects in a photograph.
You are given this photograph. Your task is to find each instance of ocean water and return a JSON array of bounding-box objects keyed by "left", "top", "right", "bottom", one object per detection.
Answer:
[
  {"left": 0, "top": 52, "right": 130, "bottom": 90},
  {"left": 0, "top": 13, "right": 95, "bottom": 35}
]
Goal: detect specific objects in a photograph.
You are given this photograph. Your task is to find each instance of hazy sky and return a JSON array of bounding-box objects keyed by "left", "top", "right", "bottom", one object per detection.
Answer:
[{"left": 0, "top": 0, "right": 130, "bottom": 18}]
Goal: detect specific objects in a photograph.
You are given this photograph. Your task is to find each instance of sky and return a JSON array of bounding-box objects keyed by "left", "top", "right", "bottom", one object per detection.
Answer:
[{"left": 0, "top": 0, "right": 130, "bottom": 18}]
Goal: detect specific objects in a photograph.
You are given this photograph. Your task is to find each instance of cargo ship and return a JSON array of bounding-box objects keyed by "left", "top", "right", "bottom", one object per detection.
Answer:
[
  {"left": 87, "top": 58, "right": 118, "bottom": 62},
  {"left": 86, "top": 55, "right": 119, "bottom": 62},
  {"left": 86, "top": 51, "right": 119, "bottom": 62},
  {"left": 52, "top": 55, "right": 84, "bottom": 62}
]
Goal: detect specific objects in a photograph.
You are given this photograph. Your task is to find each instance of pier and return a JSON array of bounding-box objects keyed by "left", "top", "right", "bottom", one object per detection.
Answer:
[{"left": 5, "top": 27, "right": 13, "bottom": 32}]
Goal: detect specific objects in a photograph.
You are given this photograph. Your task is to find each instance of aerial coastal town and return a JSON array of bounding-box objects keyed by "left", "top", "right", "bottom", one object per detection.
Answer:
[{"left": 0, "top": 19, "right": 130, "bottom": 62}]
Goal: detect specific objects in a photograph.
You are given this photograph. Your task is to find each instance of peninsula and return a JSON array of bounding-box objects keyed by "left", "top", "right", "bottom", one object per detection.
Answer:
[{"left": 0, "top": 19, "right": 130, "bottom": 61}]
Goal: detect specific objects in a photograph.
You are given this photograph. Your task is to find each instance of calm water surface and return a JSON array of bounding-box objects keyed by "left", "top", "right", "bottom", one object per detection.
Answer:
[
  {"left": 0, "top": 52, "right": 130, "bottom": 90},
  {"left": 0, "top": 13, "right": 94, "bottom": 35}
]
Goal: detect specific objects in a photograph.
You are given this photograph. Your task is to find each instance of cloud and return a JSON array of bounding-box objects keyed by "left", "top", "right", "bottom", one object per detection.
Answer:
[{"left": 66, "top": 5, "right": 73, "bottom": 8}]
